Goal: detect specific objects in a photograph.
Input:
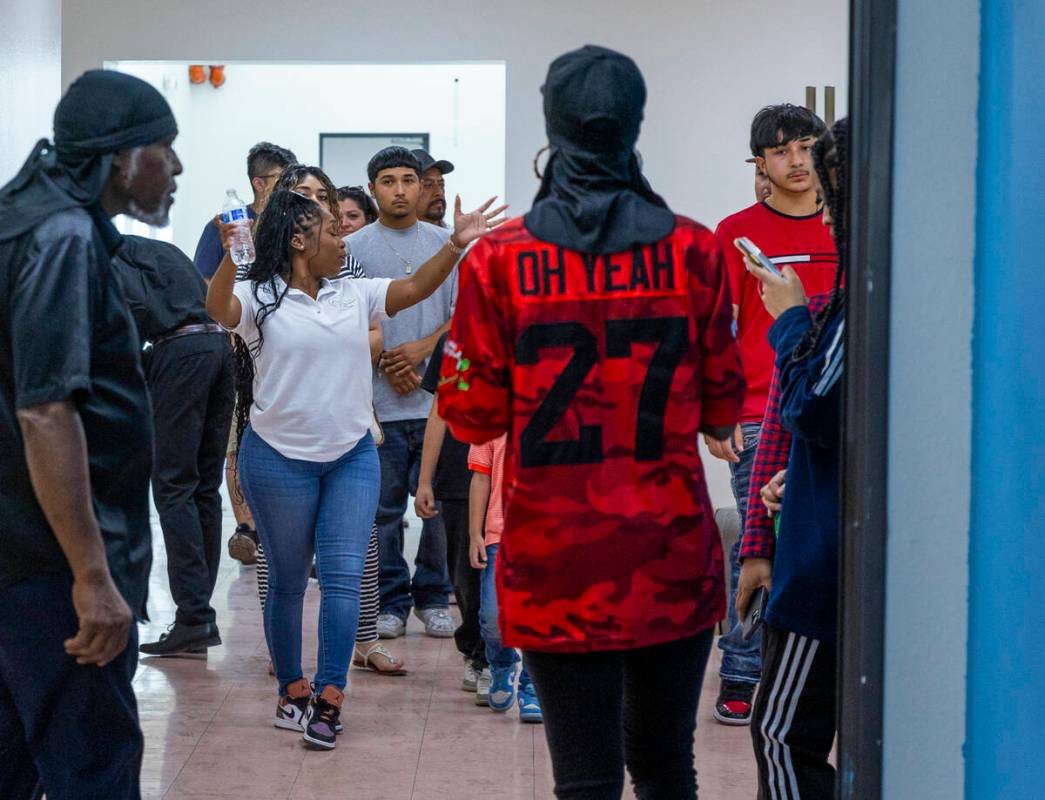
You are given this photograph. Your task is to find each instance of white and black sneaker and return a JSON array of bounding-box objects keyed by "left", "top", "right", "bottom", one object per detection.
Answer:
[
  {"left": 475, "top": 668, "right": 492, "bottom": 706},
  {"left": 274, "top": 679, "right": 312, "bottom": 731}
]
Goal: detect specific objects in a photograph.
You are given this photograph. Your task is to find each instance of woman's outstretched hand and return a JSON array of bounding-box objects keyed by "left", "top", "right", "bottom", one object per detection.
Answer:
[{"left": 451, "top": 196, "right": 509, "bottom": 249}]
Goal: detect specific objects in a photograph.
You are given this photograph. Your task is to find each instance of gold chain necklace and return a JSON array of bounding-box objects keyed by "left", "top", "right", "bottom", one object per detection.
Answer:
[{"left": 377, "top": 222, "right": 421, "bottom": 274}]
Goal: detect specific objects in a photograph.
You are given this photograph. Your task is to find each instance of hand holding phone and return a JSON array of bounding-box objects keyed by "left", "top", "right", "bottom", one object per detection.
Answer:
[
  {"left": 741, "top": 586, "right": 768, "bottom": 641},
  {"left": 734, "top": 236, "right": 783, "bottom": 278},
  {"left": 735, "top": 237, "right": 808, "bottom": 319}
]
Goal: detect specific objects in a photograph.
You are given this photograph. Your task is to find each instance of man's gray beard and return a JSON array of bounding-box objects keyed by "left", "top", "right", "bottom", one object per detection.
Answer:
[
  {"left": 119, "top": 148, "right": 171, "bottom": 227},
  {"left": 127, "top": 199, "right": 171, "bottom": 227}
]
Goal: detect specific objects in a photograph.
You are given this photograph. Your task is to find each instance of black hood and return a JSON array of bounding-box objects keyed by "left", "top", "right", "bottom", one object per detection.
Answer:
[
  {"left": 523, "top": 45, "right": 675, "bottom": 255},
  {"left": 0, "top": 69, "right": 177, "bottom": 243}
]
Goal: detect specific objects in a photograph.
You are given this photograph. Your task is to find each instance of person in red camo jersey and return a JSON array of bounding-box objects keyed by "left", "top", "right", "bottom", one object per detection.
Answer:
[{"left": 437, "top": 45, "right": 744, "bottom": 799}]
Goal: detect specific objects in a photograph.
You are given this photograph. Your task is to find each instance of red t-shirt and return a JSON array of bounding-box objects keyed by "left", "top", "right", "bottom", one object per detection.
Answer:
[
  {"left": 714, "top": 202, "right": 837, "bottom": 422},
  {"left": 437, "top": 216, "right": 745, "bottom": 654}
]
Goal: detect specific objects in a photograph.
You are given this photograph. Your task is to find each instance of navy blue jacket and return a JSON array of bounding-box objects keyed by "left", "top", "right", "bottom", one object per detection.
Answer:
[{"left": 763, "top": 303, "right": 845, "bottom": 643}]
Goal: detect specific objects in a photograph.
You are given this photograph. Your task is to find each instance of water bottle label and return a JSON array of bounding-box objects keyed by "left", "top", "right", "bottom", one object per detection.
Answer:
[{"left": 221, "top": 208, "right": 247, "bottom": 223}]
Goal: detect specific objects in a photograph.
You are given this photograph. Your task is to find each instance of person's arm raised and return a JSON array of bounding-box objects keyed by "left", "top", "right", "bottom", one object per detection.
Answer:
[
  {"left": 384, "top": 196, "right": 507, "bottom": 317},
  {"left": 205, "top": 217, "right": 245, "bottom": 328}
]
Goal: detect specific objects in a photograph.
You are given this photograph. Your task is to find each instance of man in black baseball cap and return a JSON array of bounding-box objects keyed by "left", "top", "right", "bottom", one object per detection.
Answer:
[{"left": 412, "top": 148, "right": 454, "bottom": 227}]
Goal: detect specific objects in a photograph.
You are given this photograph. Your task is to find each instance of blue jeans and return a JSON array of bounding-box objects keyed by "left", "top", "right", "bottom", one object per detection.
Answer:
[
  {"left": 375, "top": 419, "right": 451, "bottom": 620},
  {"left": 479, "top": 544, "right": 530, "bottom": 685},
  {"left": 717, "top": 422, "right": 763, "bottom": 685},
  {"left": 0, "top": 574, "right": 142, "bottom": 800},
  {"left": 239, "top": 427, "right": 379, "bottom": 697}
]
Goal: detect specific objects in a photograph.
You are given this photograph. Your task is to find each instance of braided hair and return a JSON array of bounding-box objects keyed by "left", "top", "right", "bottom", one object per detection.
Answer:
[
  {"left": 790, "top": 117, "right": 848, "bottom": 363},
  {"left": 231, "top": 188, "right": 325, "bottom": 450}
]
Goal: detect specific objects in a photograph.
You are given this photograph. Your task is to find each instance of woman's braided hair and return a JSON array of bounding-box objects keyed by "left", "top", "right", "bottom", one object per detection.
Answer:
[
  {"left": 790, "top": 116, "right": 848, "bottom": 363},
  {"left": 231, "top": 188, "right": 325, "bottom": 451}
]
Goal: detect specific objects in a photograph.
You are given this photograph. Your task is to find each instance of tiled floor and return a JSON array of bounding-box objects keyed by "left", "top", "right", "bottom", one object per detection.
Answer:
[{"left": 136, "top": 508, "right": 758, "bottom": 799}]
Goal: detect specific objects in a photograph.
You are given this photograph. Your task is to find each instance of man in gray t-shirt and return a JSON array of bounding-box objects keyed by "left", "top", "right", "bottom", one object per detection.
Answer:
[{"left": 344, "top": 147, "right": 457, "bottom": 639}]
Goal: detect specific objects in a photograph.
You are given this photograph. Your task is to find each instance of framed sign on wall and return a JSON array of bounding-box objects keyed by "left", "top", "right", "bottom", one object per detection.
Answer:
[{"left": 320, "top": 133, "right": 430, "bottom": 190}]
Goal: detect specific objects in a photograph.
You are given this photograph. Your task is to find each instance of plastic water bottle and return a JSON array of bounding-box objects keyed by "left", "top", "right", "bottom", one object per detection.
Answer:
[{"left": 221, "top": 189, "right": 255, "bottom": 265}]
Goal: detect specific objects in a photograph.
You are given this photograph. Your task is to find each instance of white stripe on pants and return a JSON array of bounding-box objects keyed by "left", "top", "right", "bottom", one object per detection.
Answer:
[{"left": 759, "top": 631, "right": 821, "bottom": 799}]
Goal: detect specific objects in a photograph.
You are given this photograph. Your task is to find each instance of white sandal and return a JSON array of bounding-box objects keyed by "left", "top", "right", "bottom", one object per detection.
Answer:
[{"left": 353, "top": 642, "right": 408, "bottom": 676}]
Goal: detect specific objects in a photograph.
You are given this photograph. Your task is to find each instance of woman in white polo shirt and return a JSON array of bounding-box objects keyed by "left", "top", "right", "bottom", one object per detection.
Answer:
[{"left": 207, "top": 188, "right": 504, "bottom": 749}]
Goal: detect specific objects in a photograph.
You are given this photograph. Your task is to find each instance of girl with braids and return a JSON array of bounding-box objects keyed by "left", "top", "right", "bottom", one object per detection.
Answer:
[
  {"left": 734, "top": 117, "right": 848, "bottom": 798},
  {"left": 242, "top": 165, "right": 407, "bottom": 677},
  {"left": 207, "top": 186, "right": 505, "bottom": 749}
]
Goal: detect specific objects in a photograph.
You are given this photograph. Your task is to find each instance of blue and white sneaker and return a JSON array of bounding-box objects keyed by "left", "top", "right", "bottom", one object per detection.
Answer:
[
  {"left": 488, "top": 666, "right": 516, "bottom": 712},
  {"left": 518, "top": 681, "right": 543, "bottom": 723}
]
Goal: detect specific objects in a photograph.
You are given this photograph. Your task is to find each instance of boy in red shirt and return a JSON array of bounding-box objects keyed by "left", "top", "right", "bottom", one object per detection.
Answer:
[{"left": 708, "top": 104, "right": 836, "bottom": 725}]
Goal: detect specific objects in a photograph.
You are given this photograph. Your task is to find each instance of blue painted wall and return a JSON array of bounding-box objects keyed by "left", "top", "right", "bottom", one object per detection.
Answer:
[{"left": 968, "top": 1, "right": 1045, "bottom": 796}]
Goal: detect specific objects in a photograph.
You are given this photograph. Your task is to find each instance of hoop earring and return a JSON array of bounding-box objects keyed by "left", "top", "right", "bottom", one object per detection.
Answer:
[{"left": 533, "top": 145, "right": 551, "bottom": 180}]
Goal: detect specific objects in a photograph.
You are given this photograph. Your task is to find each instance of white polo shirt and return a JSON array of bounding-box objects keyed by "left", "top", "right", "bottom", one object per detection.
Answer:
[{"left": 231, "top": 275, "right": 391, "bottom": 462}]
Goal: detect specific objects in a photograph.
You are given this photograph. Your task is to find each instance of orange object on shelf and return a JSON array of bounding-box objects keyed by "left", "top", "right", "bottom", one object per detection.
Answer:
[
  {"left": 208, "top": 65, "right": 226, "bottom": 88},
  {"left": 188, "top": 65, "right": 206, "bottom": 85}
]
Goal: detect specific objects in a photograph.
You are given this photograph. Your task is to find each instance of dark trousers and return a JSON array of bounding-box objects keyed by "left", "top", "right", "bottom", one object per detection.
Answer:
[
  {"left": 0, "top": 574, "right": 143, "bottom": 800},
  {"left": 525, "top": 629, "right": 714, "bottom": 800},
  {"left": 751, "top": 624, "right": 837, "bottom": 799},
  {"left": 441, "top": 498, "right": 485, "bottom": 667},
  {"left": 146, "top": 332, "right": 235, "bottom": 627}
]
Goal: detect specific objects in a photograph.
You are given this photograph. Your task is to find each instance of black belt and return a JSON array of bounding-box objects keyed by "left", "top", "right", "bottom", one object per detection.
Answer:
[{"left": 152, "top": 323, "right": 225, "bottom": 346}]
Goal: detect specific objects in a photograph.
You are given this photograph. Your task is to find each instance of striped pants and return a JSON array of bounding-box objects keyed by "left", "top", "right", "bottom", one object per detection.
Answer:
[
  {"left": 255, "top": 523, "right": 381, "bottom": 644},
  {"left": 751, "top": 624, "right": 837, "bottom": 800}
]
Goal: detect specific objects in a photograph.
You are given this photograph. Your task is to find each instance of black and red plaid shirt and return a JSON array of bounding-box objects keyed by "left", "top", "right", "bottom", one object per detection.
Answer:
[{"left": 740, "top": 294, "right": 831, "bottom": 561}]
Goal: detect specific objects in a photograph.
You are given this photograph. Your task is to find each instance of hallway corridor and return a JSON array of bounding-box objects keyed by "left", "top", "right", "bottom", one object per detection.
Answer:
[{"left": 135, "top": 519, "right": 757, "bottom": 799}]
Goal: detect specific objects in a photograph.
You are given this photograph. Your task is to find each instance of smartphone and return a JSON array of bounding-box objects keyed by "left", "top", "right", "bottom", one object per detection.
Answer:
[
  {"left": 734, "top": 237, "right": 783, "bottom": 278},
  {"left": 741, "top": 586, "right": 768, "bottom": 641}
]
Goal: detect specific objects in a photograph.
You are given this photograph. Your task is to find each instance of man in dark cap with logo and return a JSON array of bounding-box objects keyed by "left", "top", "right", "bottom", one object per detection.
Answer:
[
  {"left": 0, "top": 69, "right": 182, "bottom": 799},
  {"left": 412, "top": 148, "right": 455, "bottom": 227}
]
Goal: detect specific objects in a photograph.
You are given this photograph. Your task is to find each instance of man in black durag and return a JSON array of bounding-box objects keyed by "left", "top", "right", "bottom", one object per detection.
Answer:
[
  {"left": 0, "top": 69, "right": 182, "bottom": 800},
  {"left": 112, "top": 236, "right": 235, "bottom": 658}
]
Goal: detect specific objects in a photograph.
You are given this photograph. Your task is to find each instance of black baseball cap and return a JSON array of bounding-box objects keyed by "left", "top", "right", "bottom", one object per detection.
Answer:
[{"left": 411, "top": 148, "right": 455, "bottom": 175}]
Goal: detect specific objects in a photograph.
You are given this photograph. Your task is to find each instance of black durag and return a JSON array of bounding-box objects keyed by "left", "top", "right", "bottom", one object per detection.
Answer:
[
  {"left": 0, "top": 69, "right": 177, "bottom": 243},
  {"left": 523, "top": 45, "right": 675, "bottom": 255}
]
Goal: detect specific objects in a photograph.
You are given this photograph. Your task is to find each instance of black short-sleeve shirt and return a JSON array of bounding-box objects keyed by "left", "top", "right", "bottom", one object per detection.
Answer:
[
  {"left": 112, "top": 235, "right": 211, "bottom": 341},
  {"left": 422, "top": 333, "right": 471, "bottom": 501},
  {"left": 0, "top": 206, "right": 154, "bottom": 617}
]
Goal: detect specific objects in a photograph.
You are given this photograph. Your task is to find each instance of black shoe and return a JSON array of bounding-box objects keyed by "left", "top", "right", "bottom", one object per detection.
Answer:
[
  {"left": 140, "top": 622, "right": 222, "bottom": 657},
  {"left": 228, "top": 524, "right": 258, "bottom": 565},
  {"left": 303, "top": 686, "right": 344, "bottom": 748},
  {"left": 713, "top": 680, "right": 756, "bottom": 726}
]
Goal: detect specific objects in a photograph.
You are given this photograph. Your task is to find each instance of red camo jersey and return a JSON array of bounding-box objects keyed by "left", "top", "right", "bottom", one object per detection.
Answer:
[
  {"left": 715, "top": 202, "right": 837, "bottom": 423},
  {"left": 437, "top": 216, "right": 745, "bottom": 654}
]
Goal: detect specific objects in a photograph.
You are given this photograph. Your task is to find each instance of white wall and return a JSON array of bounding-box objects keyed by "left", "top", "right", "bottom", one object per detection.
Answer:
[
  {"left": 106, "top": 62, "right": 505, "bottom": 262},
  {"left": 882, "top": 0, "right": 978, "bottom": 795},
  {"left": 61, "top": 0, "right": 850, "bottom": 508},
  {"left": 61, "top": 0, "right": 848, "bottom": 250},
  {"left": 0, "top": 0, "right": 61, "bottom": 182}
]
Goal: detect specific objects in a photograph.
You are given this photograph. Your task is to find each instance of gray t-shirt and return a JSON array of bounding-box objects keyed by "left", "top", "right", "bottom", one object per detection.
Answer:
[{"left": 345, "top": 221, "right": 457, "bottom": 422}]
